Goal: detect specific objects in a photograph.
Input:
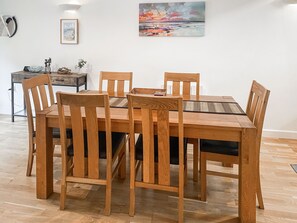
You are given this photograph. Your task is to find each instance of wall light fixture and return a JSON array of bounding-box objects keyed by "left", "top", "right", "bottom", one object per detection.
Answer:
[{"left": 59, "top": 3, "right": 81, "bottom": 11}]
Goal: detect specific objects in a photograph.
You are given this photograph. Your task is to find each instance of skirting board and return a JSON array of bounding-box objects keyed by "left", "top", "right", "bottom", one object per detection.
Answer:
[{"left": 263, "top": 129, "right": 297, "bottom": 139}]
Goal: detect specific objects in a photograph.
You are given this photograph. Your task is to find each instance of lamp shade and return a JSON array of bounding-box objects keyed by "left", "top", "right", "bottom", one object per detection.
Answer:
[{"left": 59, "top": 3, "right": 81, "bottom": 11}]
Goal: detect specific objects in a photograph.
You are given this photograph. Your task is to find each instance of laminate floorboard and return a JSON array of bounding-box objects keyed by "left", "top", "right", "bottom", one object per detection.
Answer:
[{"left": 1, "top": 115, "right": 297, "bottom": 222}]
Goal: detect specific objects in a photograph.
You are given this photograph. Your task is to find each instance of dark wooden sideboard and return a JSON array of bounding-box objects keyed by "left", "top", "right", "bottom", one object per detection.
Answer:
[{"left": 11, "top": 71, "right": 87, "bottom": 122}]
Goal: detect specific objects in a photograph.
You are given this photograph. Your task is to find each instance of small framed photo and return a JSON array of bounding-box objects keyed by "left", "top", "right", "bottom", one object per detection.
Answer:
[{"left": 60, "top": 19, "right": 78, "bottom": 44}]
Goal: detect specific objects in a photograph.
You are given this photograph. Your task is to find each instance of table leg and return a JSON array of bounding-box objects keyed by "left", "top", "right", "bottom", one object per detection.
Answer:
[
  {"left": 11, "top": 81, "right": 14, "bottom": 122},
  {"left": 239, "top": 128, "right": 256, "bottom": 223},
  {"left": 36, "top": 112, "right": 53, "bottom": 199}
]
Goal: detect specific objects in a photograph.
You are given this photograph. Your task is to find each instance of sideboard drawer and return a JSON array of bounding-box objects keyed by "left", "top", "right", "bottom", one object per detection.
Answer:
[
  {"left": 51, "top": 76, "right": 76, "bottom": 86},
  {"left": 12, "top": 73, "right": 36, "bottom": 83}
]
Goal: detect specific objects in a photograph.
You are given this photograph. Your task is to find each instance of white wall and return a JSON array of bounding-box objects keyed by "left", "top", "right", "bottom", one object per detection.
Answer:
[{"left": 1, "top": 0, "right": 297, "bottom": 138}]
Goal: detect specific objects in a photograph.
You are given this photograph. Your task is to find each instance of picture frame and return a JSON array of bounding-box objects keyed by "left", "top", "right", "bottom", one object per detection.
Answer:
[
  {"left": 139, "top": 2, "right": 205, "bottom": 37},
  {"left": 60, "top": 19, "right": 78, "bottom": 44}
]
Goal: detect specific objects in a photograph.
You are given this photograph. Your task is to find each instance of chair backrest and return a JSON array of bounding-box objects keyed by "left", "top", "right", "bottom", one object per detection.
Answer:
[
  {"left": 56, "top": 92, "right": 111, "bottom": 179},
  {"left": 246, "top": 80, "right": 270, "bottom": 149},
  {"left": 164, "top": 72, "right": 200, "bottom": 97},
  {"left": 22, "top": 74, "right": 55, "bottom": 136},
  {"left": 128, "top": 94, "right": 184, "bottom": 186},
  {"left": 99, "top": 71, "right": 133, "bottom": 96}
]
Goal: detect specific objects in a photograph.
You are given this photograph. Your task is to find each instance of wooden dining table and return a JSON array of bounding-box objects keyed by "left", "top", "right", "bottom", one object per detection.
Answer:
[{"left": 35, "top": 93, "right": 256, "bottom": 223}]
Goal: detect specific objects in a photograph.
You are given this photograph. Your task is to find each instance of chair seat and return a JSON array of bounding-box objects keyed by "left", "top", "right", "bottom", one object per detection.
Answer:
[
  {"left": 200, "top": 139, "right": 239, "bottom": 156},
  {"left": 67, "top": 132, "right": 125, "bottom": 159},
  {"left": 135, "top": 134, "right": 187, "bottom": 165}
]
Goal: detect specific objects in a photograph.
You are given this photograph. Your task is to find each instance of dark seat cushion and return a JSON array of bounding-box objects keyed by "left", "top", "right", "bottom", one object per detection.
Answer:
[
  {"left": 200, "top": 139, "right": 239, "bottom": 156},
  {"left": 33, "top": 128, "right": 72, "bottom": 138},
  {"left": 135, "top": 134, "right": 187, "bottom": 165},
  {"left": 52, "top": 128, "right": 62, "bottom": 138},
  {"left": 67, "top": 132, "right": 125, "bottom": 159}
]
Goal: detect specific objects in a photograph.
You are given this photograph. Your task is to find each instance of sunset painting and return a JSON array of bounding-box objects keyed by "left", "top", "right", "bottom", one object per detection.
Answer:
[{"left": 139, "top": 2, "right": 205, "bottom": 37}]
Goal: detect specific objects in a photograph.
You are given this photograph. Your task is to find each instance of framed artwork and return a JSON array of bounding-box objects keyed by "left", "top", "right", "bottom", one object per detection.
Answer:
[
  {"left": 139, "top": 2, "right": 205, "bottom": 37},
  {"left": 60, "top": 19, "right": 78, "bottom": 44}
]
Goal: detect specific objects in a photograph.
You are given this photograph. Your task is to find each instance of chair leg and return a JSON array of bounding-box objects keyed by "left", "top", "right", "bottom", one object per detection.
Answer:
[
  {"left": 193, "top": 139, "right": 199, "bottom": 182},
  {"left": 104, "top": 180, "right": 112, "bottom": 215},
  {"left": 105, "top": 157, "right": 112, "bottom": 216},
  {"left": 129, "top": 187, "right": 135, "bottom": 216},
  {"left": 178, "top": 189, "right": 184, "bottom": 223},
  {"left": 200, "top": 152, "right": 207, "bottom": 201},
  {"left": 257, "top": 172, "right": 264, "bottom": 209},
  {"left": 67, "top": 157, "right": 73, "bottom": 176},
  {"left": 129, "top": 150, "right": 136, "bottom": 216},
  {"left": 118, "top": 147, "right": 126, "bottom": 180},
  {"left": 178, "top": 164, "right": 184, "bottom": 223},
  {"left": 26, "top": 142, "right": 35, "bottom": 176},
  {"left": 184, "top": 156, "right": 188, "bottom": 186},
  {"left": 60, "top": 153, "right": 68, "bottom": 210},
  {"left": 60, "top": 182, "right": 67, "bottom": 210},
  {"left": 118, "top": 137, "right": 127, "bottom": 179}
]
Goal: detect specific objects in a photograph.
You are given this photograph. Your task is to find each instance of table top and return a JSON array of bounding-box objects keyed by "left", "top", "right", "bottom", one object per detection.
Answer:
[{"left": 41, "top": 94, "right": 254, "bottom": 142}]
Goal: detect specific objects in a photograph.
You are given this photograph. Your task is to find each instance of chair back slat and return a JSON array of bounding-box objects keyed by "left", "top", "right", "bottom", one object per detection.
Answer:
[
  {"left": 172, "top": 81, "right": 181, "bottom": 96},
  {"left": 99, "top": 71, "right": 133, "bottom": 96},
  {"left": 57, "top": 92, "right": 110, "bottom": 180},
  {"left": 141, "top": 108, "right": 155, "bottom": 184},
  {"left": 164, "top": 72, "right": 200, "bottom": 97},
  {"left": 117, "top": 80, "right": 125, "bottom": 93},
  {"left": 107, "top": 80, "right": 115, "bottom": 95},
  {"left": 157, "top": 109, "right": 170, "bottom": 186},
  {"left": 253, "top": 95, "right": 261, "bottom": 124},
  {"left": 182, "top": 82, "right": 191, "bottom": 96},
  {"left": 39, "top": 85, "right": 49, "bottom": 109},
  {"left": 85, "top": 107, "right": 100, "bottom": 179},
  {"left": 70, "top": 105, "right": 86, "bottom": 177},
  {"left": 31, "top": 87, "right": 42, "bottom": 111},
  {"left": 247, "top": 94, "right": 258, "bottom": 122}
]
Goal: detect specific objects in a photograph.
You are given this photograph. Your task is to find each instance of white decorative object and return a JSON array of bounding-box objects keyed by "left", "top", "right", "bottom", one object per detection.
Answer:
[{"left": 0, "top": 15, "right": 17, "bottom": 37}]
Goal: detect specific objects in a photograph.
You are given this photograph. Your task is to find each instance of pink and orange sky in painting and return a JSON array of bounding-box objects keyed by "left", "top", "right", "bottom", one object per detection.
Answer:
[{"left": 139, "top": 2, "right": 205, "bottom": 23}]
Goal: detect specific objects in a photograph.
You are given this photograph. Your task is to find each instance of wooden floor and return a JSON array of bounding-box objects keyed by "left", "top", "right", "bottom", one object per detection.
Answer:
[{"left": 1, "top": 114, "right": 297, "bottom": 223}]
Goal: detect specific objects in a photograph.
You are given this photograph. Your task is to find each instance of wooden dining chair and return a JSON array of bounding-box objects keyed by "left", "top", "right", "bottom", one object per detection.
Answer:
[
  {"left": 22, "top": 74, "right": 66, "bottom": 176},
  {"left": 164, "top": 72, "right": 200, "bottom": 182},
  {"left": 57, "top": 92, "right": 126, "bottom": 215},
  {"left": 128, "top": 94, "right": 185, "bottom": 223},
  {"left": 99, "top": 70, "right": 133, "bottom": 172},
  {"left": 99, "top": 71, "right": 133, "bottom": 96},
  {"left": 199, "top": 80, "right": 270, "bottom": 209}
]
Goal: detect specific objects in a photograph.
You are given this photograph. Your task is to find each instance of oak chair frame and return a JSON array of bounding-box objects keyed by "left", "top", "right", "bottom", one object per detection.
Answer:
[
  {"left": 200, "top": 80, "right": 270, "bottom": 210},
  {"left": 22, "top": 74, "right": 61, "bottom": 176},
  {"left": 57, "top": 92, "right": 126, "bottom": 215},
  {"left": 128, "top": 94, "right": 184, "bottom": 222},
  {"left": 164, "top": 72, "right": 200, "bottom": 181}
]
